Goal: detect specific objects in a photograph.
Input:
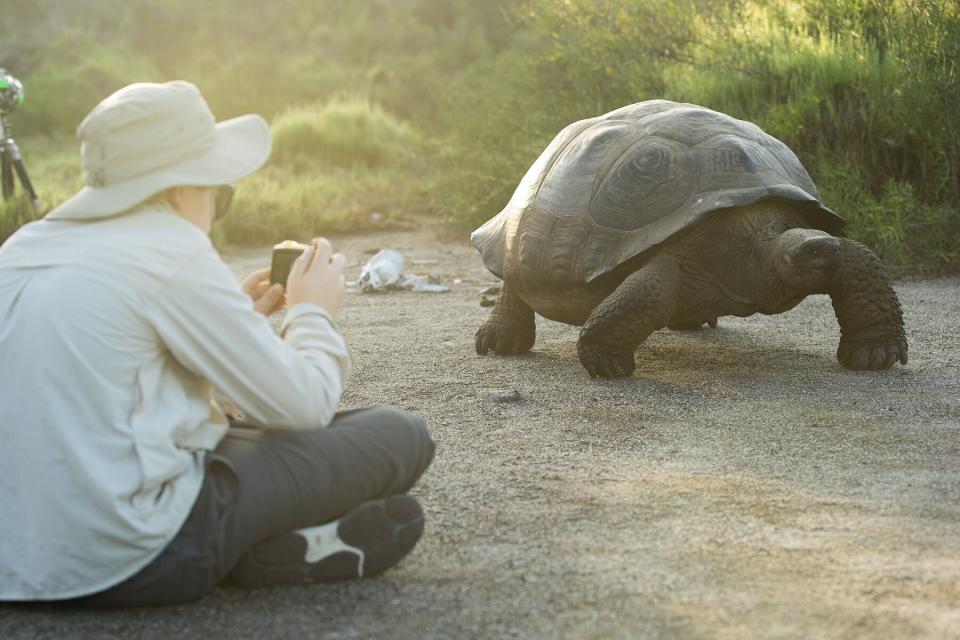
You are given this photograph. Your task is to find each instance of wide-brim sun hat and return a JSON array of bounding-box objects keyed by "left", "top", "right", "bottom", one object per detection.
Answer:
[{"left": 46, "top": 80, "right": 271, "bottom": 221}]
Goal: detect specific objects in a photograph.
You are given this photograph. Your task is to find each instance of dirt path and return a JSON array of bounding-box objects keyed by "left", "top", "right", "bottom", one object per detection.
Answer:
[{"left": 4, "top": 229, "right": 959, "bottom": 639}]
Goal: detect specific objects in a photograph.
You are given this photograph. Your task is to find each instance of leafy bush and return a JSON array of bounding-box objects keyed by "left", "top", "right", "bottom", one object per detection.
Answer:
[
  {"left": 655, "top": 0, "right": 959, "bottom": 271},
  {"left": 432, "top": 0, "right": 714, "bottom": 231},
  {"left": 818, "top": 162, "right": 960, "bottom": 273}
]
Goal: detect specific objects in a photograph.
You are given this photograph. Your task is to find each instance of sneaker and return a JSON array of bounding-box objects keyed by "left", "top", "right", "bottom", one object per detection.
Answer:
[{"left": 229, "top": 495, "right": 425, "bottom": 588}]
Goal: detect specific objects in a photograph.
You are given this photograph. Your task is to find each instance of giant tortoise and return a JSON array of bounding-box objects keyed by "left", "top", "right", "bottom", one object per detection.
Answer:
[{"left": 471, "top": 100, "right": 907, "bottom": 378}]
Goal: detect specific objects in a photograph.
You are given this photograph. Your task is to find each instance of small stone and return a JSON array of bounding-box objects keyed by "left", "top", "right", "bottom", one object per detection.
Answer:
[
  {"left": 487, "top": 388, "right": 521, "bottom": 403},
  {"left": 480, "top": 295, "right": 496, "bottom": 307}
]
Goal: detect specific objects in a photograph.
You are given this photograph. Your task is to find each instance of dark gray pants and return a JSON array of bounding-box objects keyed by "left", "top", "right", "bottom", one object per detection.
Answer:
[{"left": 80, "top": 407, "right": 434, "bottom": 607}]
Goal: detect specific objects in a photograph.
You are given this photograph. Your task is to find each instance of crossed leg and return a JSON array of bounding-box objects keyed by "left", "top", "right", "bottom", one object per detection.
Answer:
[{"left": 79, "top": 407, "right": 434, "bottom": 606}]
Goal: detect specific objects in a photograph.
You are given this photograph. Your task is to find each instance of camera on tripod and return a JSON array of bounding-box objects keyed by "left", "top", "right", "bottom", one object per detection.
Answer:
[
  {"left": 0, "top": 68, "right": 39, "bottom": 211},
  {"left": 0, "top": 70, "right": 24, "bottom": 116}
]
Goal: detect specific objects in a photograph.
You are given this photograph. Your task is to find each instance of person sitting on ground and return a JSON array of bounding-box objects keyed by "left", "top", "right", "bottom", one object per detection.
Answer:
[{"left": 0, "top": 81, "right": 435, "bottom": 607}]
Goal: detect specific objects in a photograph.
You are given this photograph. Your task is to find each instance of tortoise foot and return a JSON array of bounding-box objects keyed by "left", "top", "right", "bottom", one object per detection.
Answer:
[
  {"left": 475, "top": 321, "right": 535, "bottom": 356},
  {"left": 837, "top": 333, "right": 908, "bottom": 370},
  {"left": 577, "top": 342, "right": 635, "bottom": 378}
]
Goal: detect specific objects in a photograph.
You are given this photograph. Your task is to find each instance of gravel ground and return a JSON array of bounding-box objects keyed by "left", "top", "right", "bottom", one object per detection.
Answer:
[{"left": 3, "top": 230, "right": 959, "bottom": 639}]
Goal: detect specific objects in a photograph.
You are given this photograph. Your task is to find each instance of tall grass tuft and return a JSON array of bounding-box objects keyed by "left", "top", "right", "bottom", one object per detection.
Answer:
[
  {"left": 270, "top": 98, "right": 420, "bottom": 170},
  {"left": 219, "top": 164, "right": 431, "bottom": 243}
]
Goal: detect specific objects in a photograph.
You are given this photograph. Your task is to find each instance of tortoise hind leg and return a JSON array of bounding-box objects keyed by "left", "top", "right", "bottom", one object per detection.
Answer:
[
  {"left": 577, "top": 256, "right": 681, "bottom": 378},
  {"left": 476, "top": 282, "right": 536, "bottom": 355},
  {"left": 829, "top": 239, "right": 907, "bottom": 370}
]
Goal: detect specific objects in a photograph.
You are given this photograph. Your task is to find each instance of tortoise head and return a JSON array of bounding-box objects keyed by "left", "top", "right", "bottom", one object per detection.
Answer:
[{"left": 773, "top": 228, "right": 842, "bottom": 291}]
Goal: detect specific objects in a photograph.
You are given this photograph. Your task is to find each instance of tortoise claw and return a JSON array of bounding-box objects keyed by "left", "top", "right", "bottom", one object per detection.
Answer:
[
  {"left": 577, "top": 341, "right": 635, "bottom": 378},
  {"left": 475, "top": 322, "right": 534, "bottom": 356},
  {"left": 837, "top": 334, "right": 908, "bottom": 371}
]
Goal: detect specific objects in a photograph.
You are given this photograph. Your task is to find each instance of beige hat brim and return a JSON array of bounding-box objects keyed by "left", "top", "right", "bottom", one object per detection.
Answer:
[{"left": 46, "top": 114, "right": 271, "bottom": 221}]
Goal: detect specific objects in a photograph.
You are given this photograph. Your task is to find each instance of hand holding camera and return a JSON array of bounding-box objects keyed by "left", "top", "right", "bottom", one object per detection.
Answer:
[
  {"left": 281, "top": 238, "right": 347, "bottom": 318},
  {"left": 244, "top": 238, "right": 346, "bottom": 318}
]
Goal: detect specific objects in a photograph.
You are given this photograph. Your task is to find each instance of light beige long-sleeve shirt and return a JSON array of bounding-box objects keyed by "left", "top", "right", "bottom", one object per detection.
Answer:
[{"left": 0, "top": 204, "right": 351, "bottom": 600}]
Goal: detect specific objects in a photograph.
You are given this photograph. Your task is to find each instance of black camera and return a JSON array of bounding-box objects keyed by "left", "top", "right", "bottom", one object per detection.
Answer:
[
  {"left": 0, "top": 69, "right": 24, "bottom": 116},
  {"left": 270, "top": 241, "right": 309, "bottom": 285}
]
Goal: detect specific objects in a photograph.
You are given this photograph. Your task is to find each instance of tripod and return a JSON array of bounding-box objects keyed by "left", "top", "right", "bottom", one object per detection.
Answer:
[{"left": 0, "top": 114, "right": 39, "bottom": 211}]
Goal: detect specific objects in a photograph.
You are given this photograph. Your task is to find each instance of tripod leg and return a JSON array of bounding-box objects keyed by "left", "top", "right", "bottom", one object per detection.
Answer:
[
  {"left": 7, "top": 138, "right": 40, "bottom": 211},
  {"left": 1, "top": 148, "right": 12, "bottom": 200},
  {"left": 12, "top": 157, "right": 39, "bottom": 211}
]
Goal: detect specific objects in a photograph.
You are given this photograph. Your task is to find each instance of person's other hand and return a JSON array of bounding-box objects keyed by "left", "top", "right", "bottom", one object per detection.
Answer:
[
  {"left": 286, "top": 238, "right": 347, "bottom": 318},
  {"left": 241, "top": 267, "right": 285, "bottom": 316}
]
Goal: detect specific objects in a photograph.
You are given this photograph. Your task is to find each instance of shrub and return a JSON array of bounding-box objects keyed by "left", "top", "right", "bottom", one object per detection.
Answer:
[
  {"left": 818, "top": 162, "right": 960, "bottom": 273},
  {"left": 655, "top": 0, "right": 959, "bottom": 270}
]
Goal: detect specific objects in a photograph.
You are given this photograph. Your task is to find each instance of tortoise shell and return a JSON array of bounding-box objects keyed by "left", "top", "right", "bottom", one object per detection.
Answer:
[{"left": 471, "top": 100, "right": 844, "bottom": 287}]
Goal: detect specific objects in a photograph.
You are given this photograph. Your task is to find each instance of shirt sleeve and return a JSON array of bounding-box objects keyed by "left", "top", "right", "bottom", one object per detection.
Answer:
[{"left": 146, "top": 246, "right": 352, "bottom": 430}]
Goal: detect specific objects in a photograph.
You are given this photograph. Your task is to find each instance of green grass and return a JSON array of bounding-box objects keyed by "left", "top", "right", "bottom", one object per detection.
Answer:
[
  {"left": 817, "top": 162, "right": 960, "bottom": 273},
  {"left": 0, "top": 137, "right": 81, "bottom": 237},
  {"left": 270, "top": 97, "right": 421, "bottom": 170},
  {"left": 222, "top": 97, "right": 429, "bottom": 243},
  {"left": 652, "top": 0, "right": 960, "bottom": 273},
  {"left": 220, "top": 163, "right": 431, "bottom": 243}
]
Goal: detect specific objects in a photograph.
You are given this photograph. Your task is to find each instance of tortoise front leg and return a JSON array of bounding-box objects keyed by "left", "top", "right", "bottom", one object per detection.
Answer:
[
  {"left": 577, "top": 256, "right": 681, "bottom": 378},
  {"left": 829, "top": 239, "right": 908, "bottom": 370},
  {"left": 475, "top": 282, "right": 536, "bottom": 355}
]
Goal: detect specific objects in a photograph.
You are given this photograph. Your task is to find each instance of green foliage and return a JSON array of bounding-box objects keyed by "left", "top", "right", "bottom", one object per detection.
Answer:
[
  {"left": 271, "top": 98, "right": 420, "bottom": 170},
  {"left": 0, "top": 198, "right": 39, "bottom": 242},
  {"left": 654, "top": 0, "right": 959, "bottom": 271},
  {"left": 3, "top": 0, "right": 957, "bottom": 272},
  {"left": 220, "top": 165, "right": 430, "bottom": 242},
  {"left": 519, "top": 0, "right": 705, "bottom": 113},
  {"left": 219, "top": 97, "right": 428, "bottom": 243},
  {"left": 15, "top": 34, "right": 162, "bottom": 135},
  {"left": 818, "top": 162, "right": 960, "bottom": 272},
  {"left": 429, "top": 49, "right": 555, "bottom": 229},
  {"left": 431, "top": 0, "right": 704, "bottom": 230},
  {"left": 0, "top": 140, "right": 80, "bottom": 238}
]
